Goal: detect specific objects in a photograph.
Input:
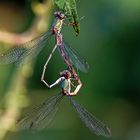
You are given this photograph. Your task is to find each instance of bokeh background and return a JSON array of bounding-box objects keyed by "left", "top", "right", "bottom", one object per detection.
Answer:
[{"left": 0, "top": 0, "right": 140, "bottom": 140}]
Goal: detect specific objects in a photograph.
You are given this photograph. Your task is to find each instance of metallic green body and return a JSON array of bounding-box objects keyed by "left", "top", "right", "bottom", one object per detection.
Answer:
[{"left": 53, "top": 18, "right": 64, "bottom": 33}]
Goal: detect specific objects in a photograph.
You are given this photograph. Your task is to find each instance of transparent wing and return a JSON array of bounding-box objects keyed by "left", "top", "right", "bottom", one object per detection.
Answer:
[
  {"left": 0, "top": 32, "right": 51, "bottom": 65},
  {"left": 68, "top": 97, "right": 111, "bottom": 137},
  {"left": 59, "top": 42, "right": 89, "bottom": 73},
  {"left": 18, "top": 93, "right": 64, "bottom": 131}
]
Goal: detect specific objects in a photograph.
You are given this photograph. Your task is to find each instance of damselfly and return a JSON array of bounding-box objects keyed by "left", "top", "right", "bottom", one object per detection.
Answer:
[
  {"left": 0, "top": 11, "right": 89, "bottom": 84},
  {"left": 18, "top": 70, "right": 111, "bottom": 137}
]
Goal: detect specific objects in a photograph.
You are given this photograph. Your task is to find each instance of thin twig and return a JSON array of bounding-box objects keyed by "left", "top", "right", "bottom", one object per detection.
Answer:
[{"left": 0, "top": 0, "right": 52, "bottom": 46}]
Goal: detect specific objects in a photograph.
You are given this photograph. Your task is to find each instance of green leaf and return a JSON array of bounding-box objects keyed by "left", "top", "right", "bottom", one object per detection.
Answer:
[
  {"left": 65, "top": 0, "right": 80, "bottom": 36},
  {"left": 52, "top": 0, "right": 65, "bottom": 9}
]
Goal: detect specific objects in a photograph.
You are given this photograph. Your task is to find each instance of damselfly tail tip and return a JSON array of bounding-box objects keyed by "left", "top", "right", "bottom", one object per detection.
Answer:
[{"left": 105, "top": 126, "right": 112, "bottom": 137}]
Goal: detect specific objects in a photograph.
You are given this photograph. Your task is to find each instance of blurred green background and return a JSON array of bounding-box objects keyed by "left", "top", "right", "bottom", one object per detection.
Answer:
[{"left": 0, "top": 0, "right": 140, "bottom": 140}]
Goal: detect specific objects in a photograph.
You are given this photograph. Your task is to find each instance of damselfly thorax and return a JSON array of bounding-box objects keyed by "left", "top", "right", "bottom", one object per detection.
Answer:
[
  {"left": 60, "top": 78, "right": 71, "bottom": 94},
  {"left": 51, "top": 11, "right": 65, "bottom": 34}
]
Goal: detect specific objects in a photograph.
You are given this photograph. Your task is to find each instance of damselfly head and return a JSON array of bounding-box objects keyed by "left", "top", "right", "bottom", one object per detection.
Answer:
[
  {"left": 54, "top": 11, "right": 65, "bottom": 19},
  {"left": 59, "top": 70, "right": 71, "bottom": 79}
]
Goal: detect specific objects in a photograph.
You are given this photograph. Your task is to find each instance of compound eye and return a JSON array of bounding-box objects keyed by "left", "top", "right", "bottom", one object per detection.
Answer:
[{"left": 54, "top": 11, "right": 58, "bottom": 16}]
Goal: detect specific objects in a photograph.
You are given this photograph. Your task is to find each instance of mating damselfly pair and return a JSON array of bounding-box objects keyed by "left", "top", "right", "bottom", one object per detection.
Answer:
[{"left": 0, "top": 11, "right": 111, "bottom": 137}]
